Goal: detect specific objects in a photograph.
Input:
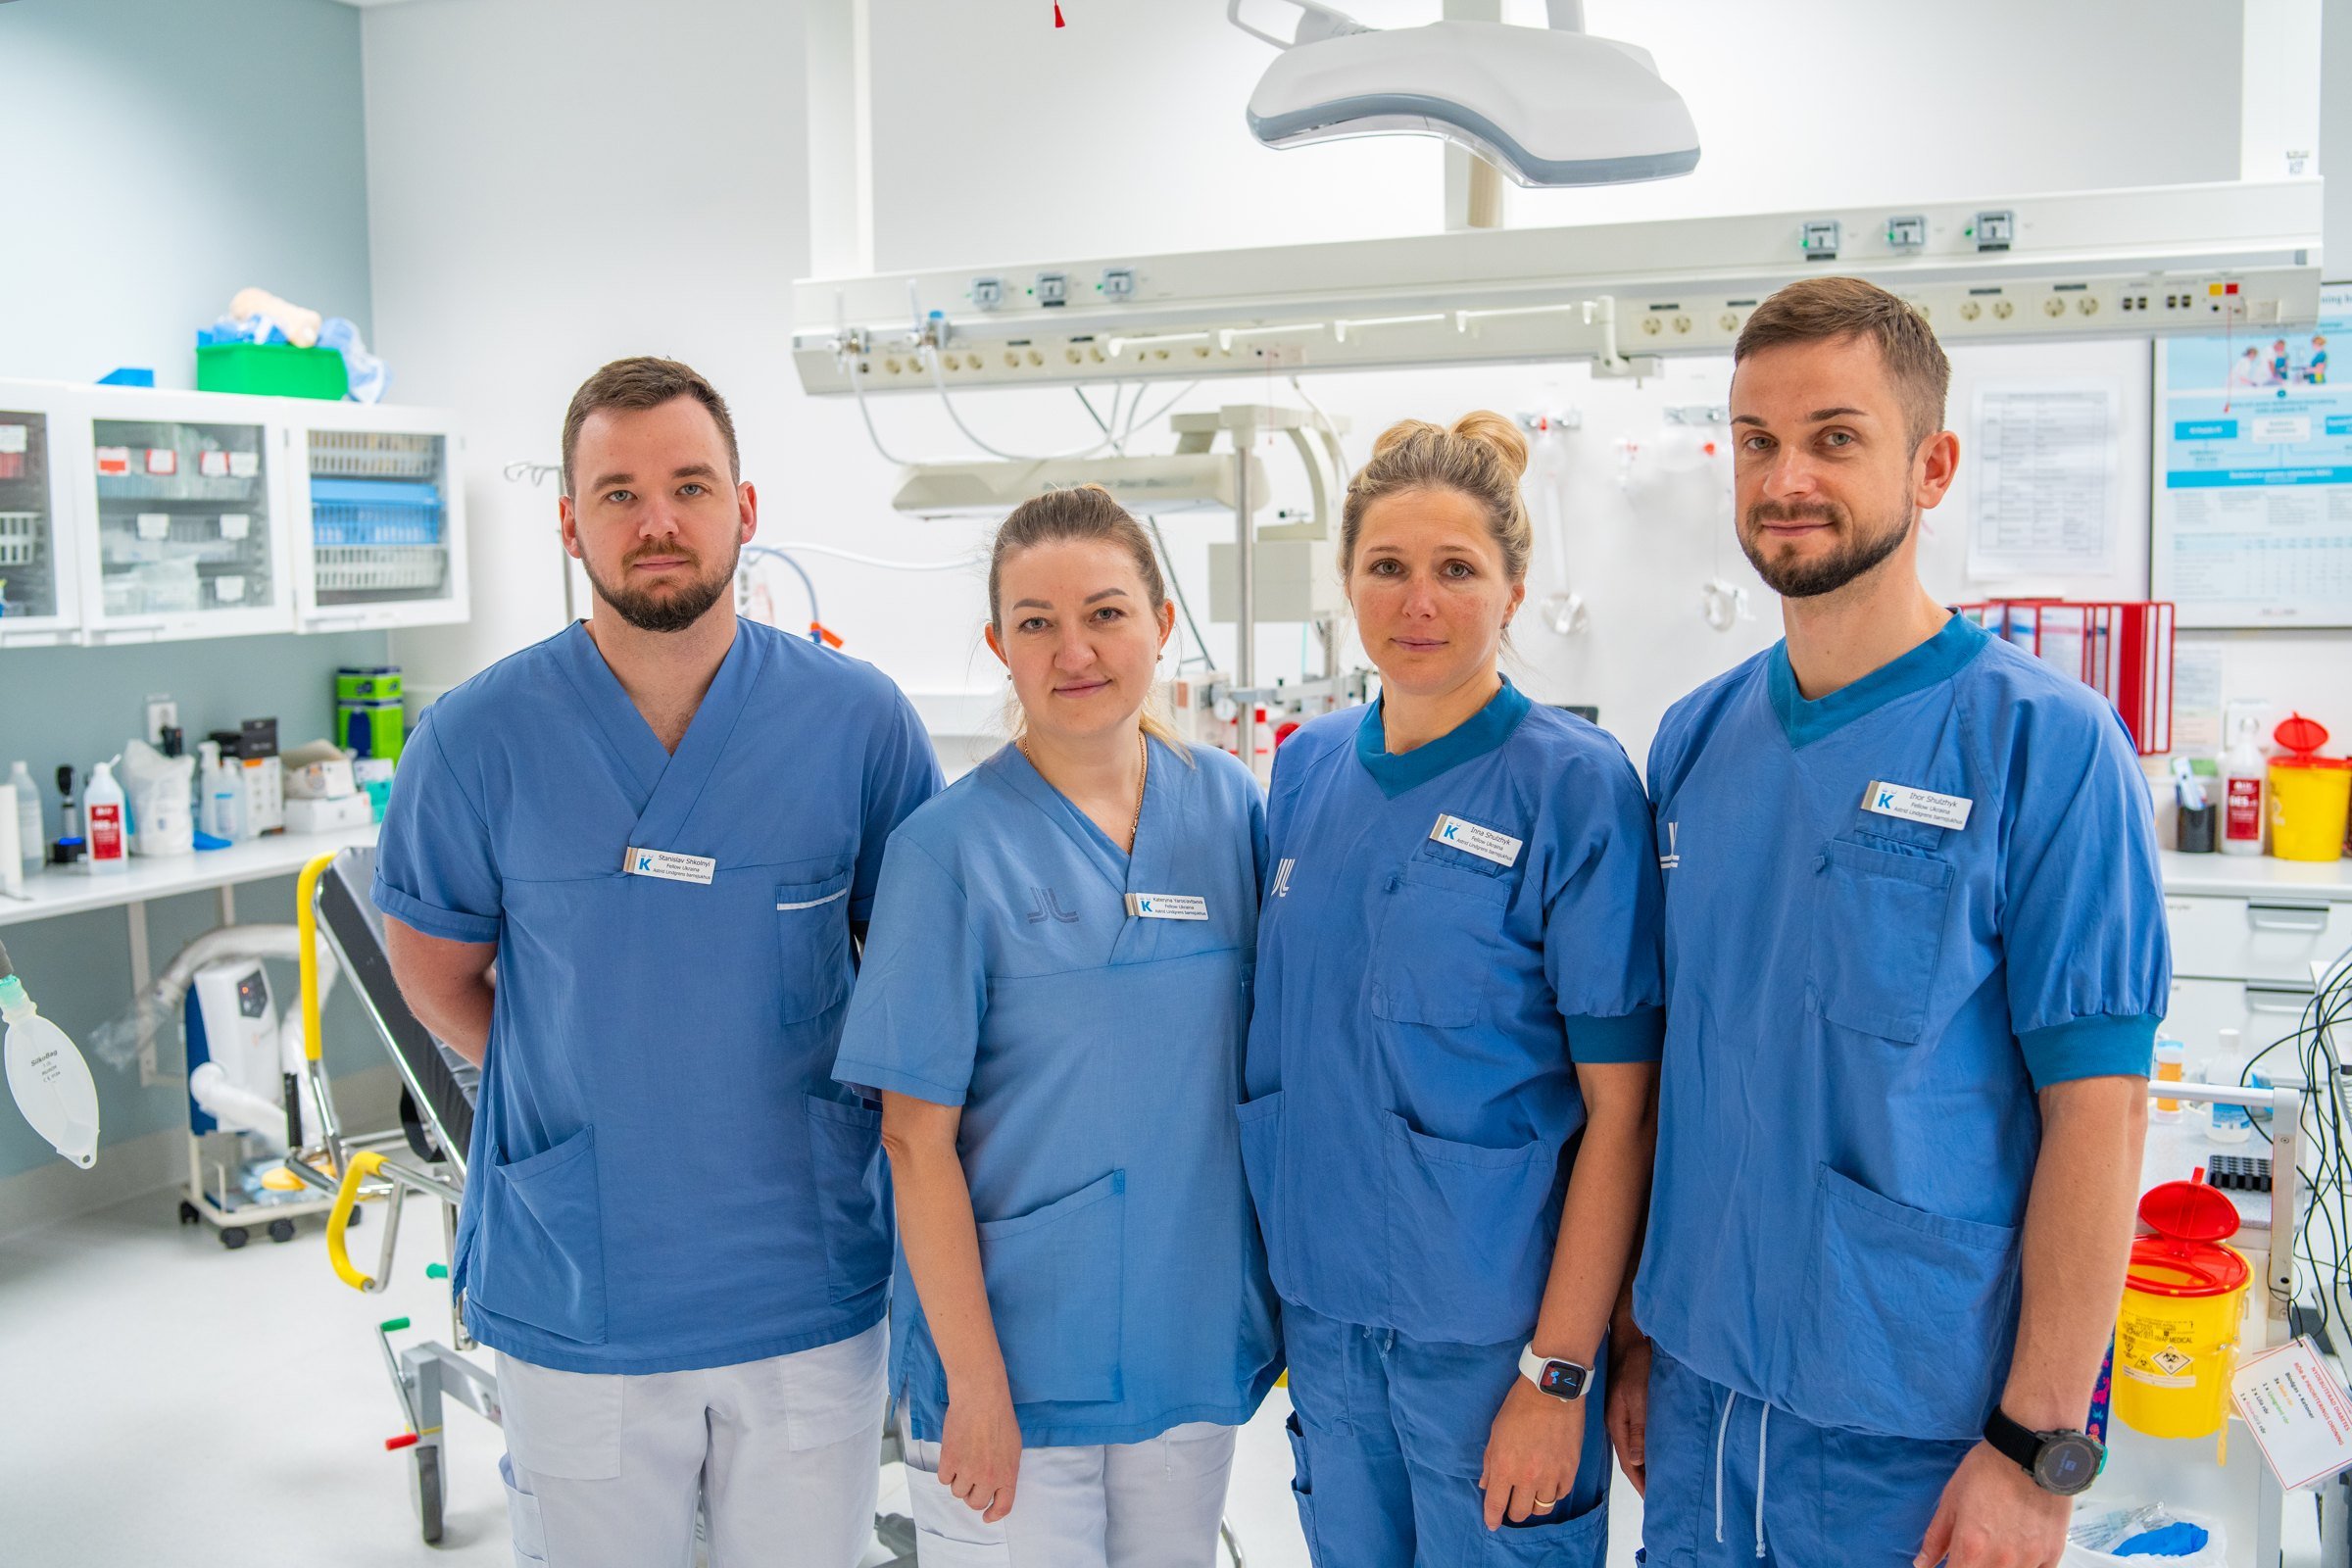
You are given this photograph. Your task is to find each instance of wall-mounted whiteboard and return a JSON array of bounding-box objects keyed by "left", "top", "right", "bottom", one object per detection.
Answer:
[{"left": 2151, "top": 283, "right": 2352, "bottom": 628}]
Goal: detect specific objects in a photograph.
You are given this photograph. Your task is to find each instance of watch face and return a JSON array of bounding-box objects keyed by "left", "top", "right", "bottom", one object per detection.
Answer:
[
  {"left": 1539, "top": 1361, "right": 1590, "bottom": 1400},
  {"left": 2034, "top": 1435, "right": 2102, "bottom": 1495}
]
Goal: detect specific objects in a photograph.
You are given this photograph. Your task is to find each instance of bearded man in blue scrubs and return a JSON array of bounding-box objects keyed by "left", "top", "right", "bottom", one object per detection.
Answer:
[
  {"left": 373, "top": 357, "right": 940, "bottom": 1568},
  {"left": 1613, "top": 278, "right": 2169, "bottom": 1568}
]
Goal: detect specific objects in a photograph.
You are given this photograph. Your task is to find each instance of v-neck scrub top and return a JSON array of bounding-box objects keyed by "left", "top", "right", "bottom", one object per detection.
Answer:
[
  {"left": 371, "top": 620, "right": 941, "bottom": 1374},
  {"left": 1242, "top": 680, "right": 1666, "bottom": 1348},
  {"left": 1634, "top": 613, "right": 2171, "bottom": 1444},
  {"left": 833, "top": 738, "right": 1281, "bottom": 1448}
]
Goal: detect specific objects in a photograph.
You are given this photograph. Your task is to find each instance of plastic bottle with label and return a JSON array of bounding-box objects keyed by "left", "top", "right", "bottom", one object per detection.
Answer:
[
  {"left": 198, "top": 742, "right": 244, "bottom": 843},
  {"left": 2206, "top": 1027, "right": 2253, "bottom": 1143},
  {"left": 2151, "top": 1039, "right": 2185, "bottom": 1122},
  {"left": 2220, "top": 716, "right": 2268, "bottom": 857},
  {"left": 8, "top": 762, "right": 40, "bottom": 875},
  {"left": 82, "top": 760, "right": 126, "bottom": 874}
]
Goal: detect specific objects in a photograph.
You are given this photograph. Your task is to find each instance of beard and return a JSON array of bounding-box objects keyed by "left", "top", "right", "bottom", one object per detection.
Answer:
[
  {"left": 1738, "top": 499, "right": 1914, "bottom": 599},
  {"left": 582, "top": 540, "right": 738, "bottom": 632}
]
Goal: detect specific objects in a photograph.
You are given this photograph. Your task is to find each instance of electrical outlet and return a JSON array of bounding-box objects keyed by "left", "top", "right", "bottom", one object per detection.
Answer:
[
  {"left": 969, "top": 276, "right": 1004, "bottom": 311},
  {"left": 1034, "top": 271, "right": 1070, "bottom": 308},
  {"left": 1799, "top": 220, "right": 1840, "bottom": 262},
  {"left": 1973, "top": 210, "right": 2015, "bottom": 252},
  {"left": 145, "top": 696, "right": 177, "bottom": 746}
]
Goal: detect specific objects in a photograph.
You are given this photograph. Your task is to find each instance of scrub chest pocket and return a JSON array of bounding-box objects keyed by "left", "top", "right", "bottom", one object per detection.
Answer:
[
  {"left": 1372, "top": 860, "right": 1514, "bottom": 1028},
  {"left": 1807, "top": 838, "right": 1954, "bottom": 1044},
  {"left": 470, "top": 1127, "right": 607, "bottom": 1345},
  {"left": 776, "top": 868, "right": 854, "bottom": 1024}
]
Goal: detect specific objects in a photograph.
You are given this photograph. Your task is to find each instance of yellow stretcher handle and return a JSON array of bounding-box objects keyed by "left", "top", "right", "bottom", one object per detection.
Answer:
[
  {"left": 297, "top": 853, "right": 337, "bottom": 1064},
  {"left": 328, "top": 1149, "right": 387, "bottom": 1291}
]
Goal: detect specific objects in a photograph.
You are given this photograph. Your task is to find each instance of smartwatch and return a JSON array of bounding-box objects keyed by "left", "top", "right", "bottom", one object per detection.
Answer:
[
  {"left": 1983, "top": 1407, "right": 2103, "bottom": 1495},
  {"left": 1518, "top": 1345, "right": 1592, "bottom": 1402}
]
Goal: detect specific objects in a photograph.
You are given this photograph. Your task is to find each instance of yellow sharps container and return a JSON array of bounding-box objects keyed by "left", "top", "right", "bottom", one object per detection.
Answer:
[
  {"left": 2269, "top": 714, "right": 2351, "bottom": 862},
  {"left": 2114, "top": 1177, "right": 2250, "bottom": 1440}
]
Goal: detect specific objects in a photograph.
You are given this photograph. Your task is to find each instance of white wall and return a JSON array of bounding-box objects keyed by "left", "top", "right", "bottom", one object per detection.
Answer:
[{"left": 368, "top": 0, "right": 2347, "bottom": 780}]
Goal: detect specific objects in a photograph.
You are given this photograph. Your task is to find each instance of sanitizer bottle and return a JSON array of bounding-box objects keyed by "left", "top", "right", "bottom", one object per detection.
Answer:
[
  {"left": 2220, "top": 716, "right": 2268, "bottom": 857},
  {"left": 8, "top": 762, "right": 39, "bottom": 874},
  {"left": 83, "top": 760, "right": 126, "bottom": 874}
]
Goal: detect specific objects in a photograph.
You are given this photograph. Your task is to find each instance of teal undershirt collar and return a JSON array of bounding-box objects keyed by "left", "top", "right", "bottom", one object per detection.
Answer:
[
  {"left": 1355, "top": 676, "right": 1533, "bottom": 799},
  {"left": 1766, "top": 612, "right": 1988, "bottom": 749}
]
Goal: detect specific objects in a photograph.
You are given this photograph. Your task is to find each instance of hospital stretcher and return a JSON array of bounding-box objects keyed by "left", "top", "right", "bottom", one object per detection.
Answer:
[{"left": 282, "top": 847, "right": 927, "bottom": 1561}]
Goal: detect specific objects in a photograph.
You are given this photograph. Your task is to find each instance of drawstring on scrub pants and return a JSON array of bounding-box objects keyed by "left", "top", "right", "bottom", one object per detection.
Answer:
[{"left": 1711, "top": 1389, "right": 1773, "bottom": 1559}]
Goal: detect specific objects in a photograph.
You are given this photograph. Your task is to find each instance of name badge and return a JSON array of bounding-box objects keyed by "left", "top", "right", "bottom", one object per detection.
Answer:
[
  {"left": 622, "top": 847, "right": 716, "bottom": 885},
  {"left": 1124, "top": 892, "right": 1208, "bottom": 921},
  {"left": 1861, "top": 782, "right": 1974, "bottom": 831},
  {"left": 1429, "top": 814, "right": 1522, "bottom": 868}
]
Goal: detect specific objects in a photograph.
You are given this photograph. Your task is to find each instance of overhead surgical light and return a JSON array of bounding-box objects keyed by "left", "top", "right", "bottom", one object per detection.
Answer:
[{"left": 1230, "top": 0, "right": 1700, "bottom": 187}]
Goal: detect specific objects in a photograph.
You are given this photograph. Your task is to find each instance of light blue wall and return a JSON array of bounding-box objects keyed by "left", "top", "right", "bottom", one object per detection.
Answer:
[
  {"left": 0, "top": 0, "right": 375, "bottom": 386},
  {"left": 0, "top": 0, "right": 392, "bottom": 1184}
]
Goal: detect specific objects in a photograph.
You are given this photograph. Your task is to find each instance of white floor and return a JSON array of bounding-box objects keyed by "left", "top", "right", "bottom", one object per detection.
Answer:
[
  {"left": 2, "top": 1185, "right": 2306, "bottom": 1567},
  {"left": 0, "top": 1186, "right": 1644, "bottom": 1567}
]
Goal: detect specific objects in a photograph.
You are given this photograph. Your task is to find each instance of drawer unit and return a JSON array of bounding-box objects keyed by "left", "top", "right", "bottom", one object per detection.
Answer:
[
  {"left": 2161, "top": 974, "right": 2319, "bottom": 1062},
  {"left": 2163, "top": 893, "right": 2352, "bottom": 983}
]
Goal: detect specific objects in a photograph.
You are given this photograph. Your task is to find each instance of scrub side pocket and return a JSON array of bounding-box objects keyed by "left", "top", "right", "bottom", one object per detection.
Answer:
[
  {"left": 804, "top": 1095, "right": 893, "bottom": 1307},
  {"left": 776, "top": 868, "right": 854, "bottom": 1025},
  {"left": 1285, "top": 1411, "right": 1325, "bottom": 1567},
  {"left": 1805, "top": 838, "right": 1954, "bottom": 1044},
  {"left": 1383, "top": 1115, "right": 1559, "bottom": 1346},
  {"left": 1485, "top": 1493, "right": 1607, "bottom": 1566},
  {"left": 470, "top": 1127, "right": 608, "bottom": 1346},
  {"left": 1800, "top": 1164, "right": 2021, "bottom": 1440},
  {"left": 975, "top": 1170, "right": 1125, "bottom": 1405}
]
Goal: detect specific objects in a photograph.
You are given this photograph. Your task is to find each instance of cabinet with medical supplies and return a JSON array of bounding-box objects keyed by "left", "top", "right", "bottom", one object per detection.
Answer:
[
  {"left": 2160, "top": 854, "right": 2352, "bottom": 1060},
  {"left": 0, "top": 379, "right": 87, "bottom": 648},
  {"left": 285, "top": 402, "right": 467, "bottom": 631},
  {"left": 71, "top": 385, "right": 297, "bottom": 643}
]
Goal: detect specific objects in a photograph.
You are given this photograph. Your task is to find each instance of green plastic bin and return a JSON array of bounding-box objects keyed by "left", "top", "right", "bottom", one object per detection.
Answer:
[{"left": 196, "top": 343, "right": 348, "bottom": 400}]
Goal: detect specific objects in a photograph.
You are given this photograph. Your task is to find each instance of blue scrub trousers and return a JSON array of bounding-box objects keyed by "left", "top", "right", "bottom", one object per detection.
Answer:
[
  {"left": 1282, "top": 1302, "right": 1609, "bottom": 1568},
  {"left": 1640, "top": 1351, "right": 1975, "bottom": 1567}
]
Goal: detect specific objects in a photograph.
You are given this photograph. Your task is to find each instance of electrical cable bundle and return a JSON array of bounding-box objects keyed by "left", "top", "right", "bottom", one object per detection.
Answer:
[{"left": 2242, "top": 944, "right": 2352, "bottom": 1340}]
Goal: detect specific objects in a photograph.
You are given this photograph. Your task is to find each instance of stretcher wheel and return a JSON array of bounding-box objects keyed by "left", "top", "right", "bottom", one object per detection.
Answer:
[
  {"left": 220, "top": 1226, "right": 249, "bottom": 1250},
  {"left": 176, "top": 1200, "right": 200, "bottom": 1225},
  {"left": 268, "top": 1219, "right": 297, "bottom": 1245},
  {"left": 411, "top": 1443, "right": 444, "bottom": 1544}
]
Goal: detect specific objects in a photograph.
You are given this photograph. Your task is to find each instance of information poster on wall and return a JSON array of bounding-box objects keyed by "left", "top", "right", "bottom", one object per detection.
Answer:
[
  {"left": 2152, "top": 283, "right": 2352, "bottom": 627},
  {"left": 1969, "top": 381, "right": 2120, "bottom": 580}
]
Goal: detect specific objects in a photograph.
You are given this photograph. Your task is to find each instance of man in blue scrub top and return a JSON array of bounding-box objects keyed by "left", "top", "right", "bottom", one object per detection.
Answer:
[
  {"left": 373, "top": 358, "right": 940, "bottom": 1568},
  {"left": 1615, "top": 279, "right": 2169, "bottom": 1568}
]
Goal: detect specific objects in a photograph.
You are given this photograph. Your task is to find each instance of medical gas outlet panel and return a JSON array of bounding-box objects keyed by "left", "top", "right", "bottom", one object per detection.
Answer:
[
  {"left": 792, "top": 180, "right": 2322, "bottom": 395},
  {"left": 0, "top": 379, "right": 466, "bottom": 647}
]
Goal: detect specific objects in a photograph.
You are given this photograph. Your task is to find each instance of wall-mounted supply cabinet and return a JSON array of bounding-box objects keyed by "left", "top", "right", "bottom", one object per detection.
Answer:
[
  {"left": 0, "top": 380, "right": 87, "bottom": 649},
  {"left": 288, "top": 402, "right": 467, "bottom": 632},
  {"left": 0, "top": 379, "right": 466, "bottom": 647}
]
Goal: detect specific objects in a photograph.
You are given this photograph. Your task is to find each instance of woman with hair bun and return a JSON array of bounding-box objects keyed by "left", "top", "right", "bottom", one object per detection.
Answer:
[
  {"left": 834, "top": 485, "right": 1278, "bottom": 1565},
  {"left": 1240, "top": 413, "right": 1664, "bottom": 1566}
]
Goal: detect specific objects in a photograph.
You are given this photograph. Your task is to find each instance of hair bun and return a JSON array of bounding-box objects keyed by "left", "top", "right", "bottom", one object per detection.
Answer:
[
  {"left": 1449, "top": 410, "right": 1530, "bottom": 483},
  {"left": 1368, "top": 417, "right": 1446, "bottom": 464}
]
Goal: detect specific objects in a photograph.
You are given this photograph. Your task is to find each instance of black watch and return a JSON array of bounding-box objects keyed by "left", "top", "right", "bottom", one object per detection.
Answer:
[{"left": 1984, "top": 1407, "right": 2103, "bottom": 1495}]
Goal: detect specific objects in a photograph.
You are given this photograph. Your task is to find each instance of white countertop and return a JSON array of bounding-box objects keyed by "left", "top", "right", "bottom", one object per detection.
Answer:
[
  {"left": 0, "top": 824, "right": 379, "bottom": 928},
  {"left": 2161, "top": 850, "right": 2352, "bottom": 902}
]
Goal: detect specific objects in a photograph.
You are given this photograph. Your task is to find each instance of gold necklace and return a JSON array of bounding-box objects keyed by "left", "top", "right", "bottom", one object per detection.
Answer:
[{"left": 1021, "top": 731, "right": 1148, "bottom": 849}]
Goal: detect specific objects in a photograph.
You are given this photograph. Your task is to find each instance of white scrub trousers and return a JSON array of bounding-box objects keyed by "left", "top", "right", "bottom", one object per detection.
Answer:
[
  {"left": 902, "top": 1416, "right": 1238, "bottom": 1567},
  {"left": 494, "top": 1321, "right": 886, "bottom": 1568}
]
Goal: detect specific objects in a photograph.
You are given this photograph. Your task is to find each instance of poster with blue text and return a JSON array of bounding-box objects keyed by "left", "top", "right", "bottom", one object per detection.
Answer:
[{"left": 2153, "top": 283, "right": 2352, "bottom": 626}]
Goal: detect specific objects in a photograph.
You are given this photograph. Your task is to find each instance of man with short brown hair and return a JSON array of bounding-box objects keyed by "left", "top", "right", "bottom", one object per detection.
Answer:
[
  {"left": 375, "top": 356, "right": 940, "bottom": 1567},
  {"left": 1609, "top": 278, "right": 2169, "bottom": 1567}
]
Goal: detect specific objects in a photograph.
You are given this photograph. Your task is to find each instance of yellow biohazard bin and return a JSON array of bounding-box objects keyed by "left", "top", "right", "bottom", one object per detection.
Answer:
[
  {"left": 2269, "top": 714, "right": 2351, "bottom": 863},
  {"left": 2114, "top": 1176, "right": 2250, "bottom": 1440}
]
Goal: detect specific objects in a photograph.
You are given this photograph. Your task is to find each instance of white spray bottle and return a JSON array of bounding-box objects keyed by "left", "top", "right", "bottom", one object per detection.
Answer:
[
  {"left": 0, "top": 939, "right": 99, "bottom": 1168},
  {"left": 2220, "top": 715, "right": 2268, "bottom": 858}
]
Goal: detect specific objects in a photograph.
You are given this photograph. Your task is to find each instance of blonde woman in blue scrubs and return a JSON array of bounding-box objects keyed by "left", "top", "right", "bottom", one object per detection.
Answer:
[{"left": 835, "top": 486, "right": 1279, "bottom": 1566}]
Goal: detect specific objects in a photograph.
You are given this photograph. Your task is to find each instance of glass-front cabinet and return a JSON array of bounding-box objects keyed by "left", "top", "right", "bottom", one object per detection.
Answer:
[
  {"left": 289, "top": 402, "right": 467, "bottom": 630},
  {"left": 76, "top": 389, "right": 295, "bottom": 643},
  {"left": 0, "top": 379, "right": 83, "bottom": 647}
]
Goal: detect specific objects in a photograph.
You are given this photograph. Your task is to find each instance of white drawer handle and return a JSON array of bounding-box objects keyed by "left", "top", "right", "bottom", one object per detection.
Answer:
[
  {"left": 2246, "top": 903, "right": 2331, "bottom": 934},
  {"left": 2244, "top": 983, "right": 2316, "bottom": 1014}
]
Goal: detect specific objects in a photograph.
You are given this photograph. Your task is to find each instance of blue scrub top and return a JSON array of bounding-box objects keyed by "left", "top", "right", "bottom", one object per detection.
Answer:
[
  {"left": 1243, "top": 680, "right": 1666, "bottom": 1348},
  {"left": 372, "top": 620, "right": 940, "bottom": 1374},
  {"left": 833, "top": 737, "right": 1282, "bottom": 1448},
  {"left": 1635, "top": 613, "right": 2171, "bottom": 1443}
]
